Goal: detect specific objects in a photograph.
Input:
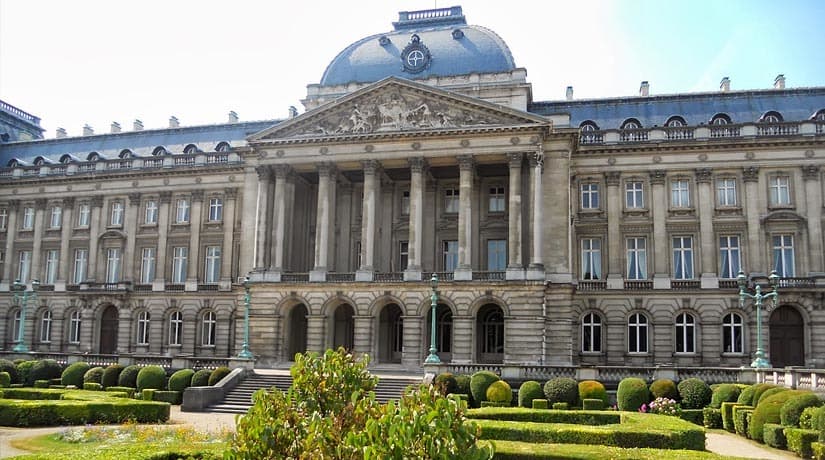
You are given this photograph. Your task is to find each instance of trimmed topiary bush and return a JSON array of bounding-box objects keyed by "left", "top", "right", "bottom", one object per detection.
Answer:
[
  {"left": 208, "top": 366, "right": 231, "bottom": 386},
  {"left": 677, "top": 378, "right": 711, "bottom": 409},
  {"left": 703, "top": 407, "right": 722, "bottom": 428},
  {"left": 0, "top": 359, "right": 19, "bottom": 384},
  {"left": 649, "top": 379, "right": 679, "bottom": 401},
  {"left": 101, "top": 364, "right": 124, "bottom": 389},
  {"left": 763, "top": 423, "right": 787, "bottom": 449},
  {"left": 106, "top": 386, "right": 136, "bottom": 398},
  {"left": 83, "top": 366, "right": 105, "bottom": 384},
  {"left": 486, "top": 380, "right": 512, "bottom": 405},
  {"left": 532, "top": 399, "right": 548, "bottom": 410},
  {"left": 812, "top": 441, "right": 825, "bottom": 460},
  {"left": 168, "top": 368, "right": 195, "bottom": 392},
  {"left": 800, "top": 406, "right": 820, "bottom": 429},
  {"left": 30, "top": 360, "right": 63, "bottom": 385},
  {"left": 190, "top": 369, "right": 212, "bottom": 387},
  {"left": 469, "top": 371, "right": 499, "bottom": 407},
  {"left": 582, "top": 398, "right": 605, "bottom": 410},
  {"left": 152, "top": 390, "right": 182, "bottom": 405},
  {"left": 33, "top": 379, "right": 49, "bottom": 388},
  {"left": 578, "top": 380, "right": 608, "bottom": 405},
  {"left": 710, "top": 383, "right": 742, "bottom": 408},
  {"left": 750, "top": 383, "right": 778, "bottom": 406},
  {"left": 616, "top": 377, "right": 650, "bottom": 412},
  {"left": 16, "top": 360, "right": 38, "bottom": 386},
  {"left": 517, "top": 380, "right": 544, "bottom": 408},
  {"left": 455, "top": 374, "right": 471, "bottom": 395},
  {"left": 83, "top": 382, "right": 103, "bottom": 391},
  {"left": 722, "top": 402, "right": 741, "bottom": 432},
  {"left": 780, "top": 392, "right": 823, "bottom": 427},
  {"left": 733, "top": 406, "right": 754, "bottom": 437},
  {"left": 814, "top": 405, "right": 825, "bottom": 439},
  {"left": 737, "top": 384, "right": 757, "bottom": 406},
  {"left": 543, "top": 377, "right": 578, "bottom": 407},
  {"left": 0, "top": 371, "right": 10, "bottom": 388},
  {"left": 552, "top": 402, "right": 569, "bottom": 410},
  {"left": 749, "top": 389, "right": 809, "bottom": 442},
  {"left": 786, "top": 427, "right": 820, "bottom": 458},
  {"left": 433, "top": 372, "right": 458, "bottom": 395},
  {"left": 136, "top": 365, "right": 166, "bottom": 392},
  {"left": 118, "top": 365, "right": 141, "bottom": 388},
  {"left": 61, "top": 362, "right": 90, "bottom": 388}
]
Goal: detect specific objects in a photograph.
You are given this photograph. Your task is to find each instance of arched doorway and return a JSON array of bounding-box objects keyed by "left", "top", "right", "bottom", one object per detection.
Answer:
[
  {"left": 99, "top": 305, "right": 118, "bottom": 354},
  {"left": 769, "top": 306, "right": 804, "bottom": 367},
  {"left": 287, "top": 304, "right": 308, "bottom": 360},
  {"left": 476, "top": 304, "right": 504, "bottom": 363},
  {"left": 425, "top": 304, "right": 452, "bottom": 362},
  {"left": 378, "top": 304, "right": 403, "bottom": 363},
  {"left": 332, "top": 304, "right": 355, "bottom": 351}
]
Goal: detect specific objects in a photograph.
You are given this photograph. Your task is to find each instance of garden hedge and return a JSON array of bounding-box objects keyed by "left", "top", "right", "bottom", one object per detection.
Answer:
[
  {"left": 531, "top": 399, "right": 548, "bottom": 410},
  {"left": 455, "top": 374, "right": 471, "bottom": 397},
  {"left": 61, "top": 362, "right": 90, "bottom": 388},
  {"left": 737, "top": 384, "right": 757, "bottom": 406},
  {"left": 649, "top": 379, "right": 678, "bottom": 401},
  {"left": 733, "top": 406, "right": 753, "bottom": 437},
  {"left": 813, "top": 441, "right": 825, "bottom": 460},
  {"left": 152, "top": 390, "right": 182, "bottom": 405},
  {"left": 517, "top": 380, "right": 543, "bottom": 408},
  {"left": 721, "top": 402, "right": 741, "bottom": 432},
  {"left": 34, "top": 379, "right": 50, "bottom": 388},
  {"left": 83, "top": 366, "right": 105, "bottom": 384},
  {"left": 749, "top": 389, "right": 809, "bottom": 442},
  {"left": 136, "top": 365, "right": 166, "bottom": 392},
  {"left": 763, "top": 423, "right": 786, "bottom": 449},
  {"left": 552, "top": 402, "right": 569, "bottom": 410},
  {"left": 0, "top": 359, "right": 19, "bottom": 384},
  {"left": 105, "top": 386, "right": 136, "bottom": 398},
  {"left": 190, "top": 369, "right": 212, "bottom": 387},
  {"left": 467, "top": 407, "right": 620, "bottom": 425},
  {"left": 17, "top": 360, "right": 38, "bottom": 386},
  {"left": 578, "top": 380, "right": 608, "bottom": 405},
  {"left": 469, "top": 371, "right": 500, "bottom": 406},
  {"left": 800, "top": 406, "right": 820, "bottom": 429},
  {"left": 680, "top": 409, "right": 703, "bottom": 426},
  {"left": 30, "top": 359, "right": 63, "bottom": 385},
  {"left": 0, "top": 398, "right": 170, "bottom": 426},
  {"left": 750, "top": 383, "right": 778, "bottom": 406},
  {"left": 583, "top": 398, "right": 605, "bottom": 410},
  {"left": 785, "top": 427, "right": 819, "bottom": 458},
  {"left": 490, "top": 440, "right": 744, "bottom": 460},
  {"left": 83, "top": 382, "right": 102, "bottom": 391},
  {"left": 702, "top": 408, "right": 722, "bottom": 429},
  {"left": 208, "top": 366, "right": 231, "bottom": 386},
  {"left": 709, "top": 383, "right": 741, "bottom": 408},
  {"left": 677, "top": 378, "right": 711, "bottom": 409},
  {"left": 0, "top": 371, "right": 10, "bottom": 388},
  {"left": 118, "top": 365, "right": 141, "bottom": 388},
  {"left": 433, "top": 372, "right": 458, "bottom": 395},
  {"left": 486, "top": 380, "right": 512, "bottom": 405},
  {"left": 756, "top": 386, "right": 788, "bottom": 406},
  {"left": 167, "top": 368, "right": 195, "bottom": 392},
  {"left": 101, "top": 364, "right": 124, "bottom": 388},
  {"left": 543, "top": 377, "right": 579, "bottom": 407},
  {"left": 617, "top": 377, "right": 649, "bottom": 412},
  {"left": 780, "top": 392, "right": 823, "bottom": 427}
]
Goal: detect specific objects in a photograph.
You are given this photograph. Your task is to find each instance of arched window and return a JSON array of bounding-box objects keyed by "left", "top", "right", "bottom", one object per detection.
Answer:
[
  {"left": 59, "top": 154, "right": 76, "bottom": 164},
  {"left": 183, "top": 144, "right": 199, "bottom": 155},
  {"left": 760, "top": 111, "right": 783, "bottom": 123},
  {"left": 215, "top": 142, "right": 231, "bottom": 152},
  {"left": 33, "top": 156, "right": 48, "bottom": 166},
  {"left": 87, "top": 152, "right": 101, "bottom": 162},
  {"left": 11, "top": 309, "right": 21, "bottom": 343},
  {"left": 201, "top": 311, "right": 216, "bottom": 346},
  {"left": 580, "top": 121, "right": 599, "bottom": 131},
  {"left": 627, "top": 313, "right": 648, "bottom": 353},
  {"left": 477, "top": 305, "right": 504, "bottom": 361},
  {"left": 169, "top": 311, "right": 183, "bottom": 346},
  {"left": 620, "top": 118, "right": 642, "bottom": 130},
  {"left": 119, "top": 149, "right": 134, "bottom": 159},
  {"left": 675, "top": 313, "right": 695, "bottom": 354},
  {"left": 151, "top": 146, "right": 167, "bottom": 156},
  {"left": 68, "top": 310, "right": 82, "bottom": 344},
  {"left": 722, "top": 313, "right": 744, "bottom": 353},
  {"left": 582, "top": 312, "right": 602, "bottom": 353},
  {"left": 7, "top": 159, "right": 21, "bottom": 168},
  {"left": 136, "top": 311, "right": 151, "bottom": 345},
  {"left": 665, "top": 116, "right": 687, "bottom": 127},
  {"left": 40, "top": 310, "right": 52, "bottom": 343},
  {"left": 813, "top": 109, "right": 825, "bottom": 121},
  {"left": 710, "top": 113, "right": 732, "bottom": 125}
]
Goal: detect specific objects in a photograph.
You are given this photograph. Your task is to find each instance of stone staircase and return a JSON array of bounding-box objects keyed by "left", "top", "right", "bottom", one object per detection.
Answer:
[{"left": 206, "top": 372, "right": 422, "bottom": 414}]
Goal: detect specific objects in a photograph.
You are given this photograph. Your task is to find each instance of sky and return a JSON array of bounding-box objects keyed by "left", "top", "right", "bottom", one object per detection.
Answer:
[{"left": 1, "top": 0, "right": 823, "bottom": 138}]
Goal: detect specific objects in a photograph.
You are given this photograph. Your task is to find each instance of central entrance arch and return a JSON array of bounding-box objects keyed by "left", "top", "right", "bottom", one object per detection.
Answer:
[
  {"left": 286, "top": 304, "right": 308, "bottom": 360},
  {"left": 378, "top": 303, "right": 403, "bottom": 363},
  {"left": 99, "top": 305, "right": 118, "bottom": 354},
  {"left": 476, "top": 303, "right": 504, "bottom": 363},
  {"left": 769, "top": 306, "right": 804, "bottom": 368},
  {"left": 332, "top": 304, "right": 355, "bottom": 351}
]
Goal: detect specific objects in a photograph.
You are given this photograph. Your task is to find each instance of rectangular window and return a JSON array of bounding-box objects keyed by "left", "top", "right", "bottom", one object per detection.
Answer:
[
  {"left": 208, "top": 198, "right": 223, "bottom": 222},
  {"left": 110, "top": 201, "right": 124, "bottom": 226},
  {"left": 40, "top": 312, "right": 52, "bottom": 343},
  {"left": 140, "top": 248, "right": 156, "bottom": 284},
  {"left": 580, "top": 183, "right": 600, "bottom": 209},
  {"left": 488, "top": 186, "right": 505, "bottom": 212},
  {"left": 672, "top": 236, "right": 694, "bottom": 279},
  {"left": 581, "top": 238, "right": 602, "bottom": 280},
  {"left": 69, "top": 312, "right": 82, "bottom": 344},
  {"left": 204, "top": 246, "right": 221, "bottom": 283},
  {"left": 17, "top": 250, "right": 31, "bottom": 282},
  {"left": 625, "top": 181, "right": 644, "bottom": 209},
  {"left": 444, "top": 188, "right": 459, "bottom": 213},
  {"left": 105, "top": 248, "right": 121, "bottom": 283},
  {"left": 398, "top": 240, "right": 409, "bottom": 271},
  {"left": 172, "top": 247, "right": 188, "bottom": 283},
  {"left": 144, "top": 200, "right": 158, "bottom": 224},
  {"left": 0, "top": 207, "right": 7, "bottom": 230},
  {"left": 72, "top": 249, "right": 88, "bottom": 284},
  {"left": 671, "top": 179, "right": 691, "bottom": 208},
  {"left": 49, "top": 206, "right": 62, "bottom": 228},
  {"left": 487, "top": 239, "right": 506, "bottom": 271},
  {"left": 626, "top": 237, "right": 647, "bottom": 280},
  {"left": 443, "top": 240, "right": 458, "bottom": 272},
  {"left": 21, "top": 207, "right": 34, "bottom": 230},
  {"left": 769, "top": 175, "right": 791, "bottom": 206},
  {"left": 719, "top": 236, "right": 741, "bottom": 279},
  {"left": 401, "top": 190, "right": 410, "bottom": 215},
  {"left": 353, "top": 241, "right": 362, "bottom": 271},
  {"left": 772, "top": 234, "right": 795, "bottom": 277},
  {"left": 175, "top": 199, "right": 190, "bottom": 223},
  {"left": 44, "top": 250, "right": 59, "bottom": 284},
  {"left": 716, "top": 178, "right": 737, "bottom": 207},
  {"left": 77, "top": 203, "right": 90, "bottom": 227}
]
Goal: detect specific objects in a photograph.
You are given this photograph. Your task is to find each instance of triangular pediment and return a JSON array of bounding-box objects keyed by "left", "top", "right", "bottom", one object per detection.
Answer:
[{"left": 249, "top": 77, "right": 548, "bottom": 142}]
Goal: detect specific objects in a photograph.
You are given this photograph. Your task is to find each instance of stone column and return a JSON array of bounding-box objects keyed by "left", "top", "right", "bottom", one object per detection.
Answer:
[
  {"left": 310, "top": 162, "right": 335, "bottom": 281},
  {"left": 527, "top": 151, "right": 545, "bottom": 280},
  {"left": 357, "top": 160, "right": 381, "bottom": 281},
  {"left": 451, "top": 315, "right": 473, "bottom": 363},
  {"left": 802, "top": 165, "right": 824, "bottom": 274},
  {"left": 238, "top": 166, "right": 259, "bottom": 275},
  {"left": 743, "top": 166, "right": 763, "bottom": 272},
  {"left": 30, "top": 199, "right": 47, "bottom": 283},
  {"left": 650, "top": 170, "right": 670, "bottom": 289},
  {"left": 87, "top": 196, "right": 103, "bottom": 283},
  {"left": 604, "top": 172, "right": 623, "bottom": 289},
  {"left": 153, "top": 192, "right": 171, "bottom": 291},
  {"left": 185, "top": 190, "right": 204, "bottom": 291},
  {"left": 353, "top": 315, "right": 373, "bottom": 357},
  {"left": 220, "top": 188, "right": 238, "bottom": 289},
  {"left": 404, "top": 158, "right": 426, "bottom": 281},
  {"left": 401, "top": 315, "right": 423, "bottom": 369},
  {"left": 455, "top": 155, "right": 474, "bottom": 281},
  {"left": 506, "top": 153, "right": 524, "bottom": 280},
  {"left": 123, "top": 193, "right": 141, "bottom": 283},
  {"left": 696, "top": 168, "right": 718, "bottom": 288},
  {"left": 269, "top": 166, "right": 290, "bottom": 280},
  {"left": 55, "top": 197, "right": 74, "bottom": 291},
  {"left": 254, "top": 166, "right": 272, "bottom": 272},
  {"left": 0, "top": 200, "right": 19, "bottom": 290},
  {"left": 306, "top": 314, "right": 326, "bottom": 352}
]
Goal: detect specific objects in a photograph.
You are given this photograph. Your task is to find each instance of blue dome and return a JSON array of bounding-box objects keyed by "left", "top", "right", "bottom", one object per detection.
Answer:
[{"left": 320, "top": 7, "right": 516, "bottom": 86}]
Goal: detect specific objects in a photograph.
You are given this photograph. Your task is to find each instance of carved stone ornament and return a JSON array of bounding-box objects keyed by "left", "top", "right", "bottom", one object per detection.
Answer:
[
  {"left": 508, "top": 152, "right": 524, "bottom": 169},
  {"left": 801, "top": 164, "right": 821, "bottom": 180},
  {"left": 604, "top": 171, "right": 621, "bottom": 186},
  {"left": 742, "top": 166, "right": 760, "bottom": 182},
  {"left": 649, "top": 170, "right": 667, "bottom": 184},
  {"left": 695, "top": 167, "right": 713, "bottom": 183},
  {"left": 408, "top": 157, "right": 427, "bottom": 174},
  {"left": 400, "top": 34, "right": 431, "bottom": 74}
]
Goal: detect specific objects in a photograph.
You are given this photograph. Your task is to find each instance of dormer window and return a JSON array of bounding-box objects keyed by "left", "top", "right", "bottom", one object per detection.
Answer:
[
  {"left": 710, "top": 113, "right": 732, "bottom": 125},
  {"left": 215, "top": 142, "right": 231, "bottom": 152},
  {"left": 183, "top": 144, "right": 198, "bottom": 155},
  {"left": 580, "top": 121, "right": 599, "bottom": 132},
  {"left": 87, "top": 152, "right": 101, "bottom": 162},
  {"left": 760, "top": 111, "right": 783, "bottom": 123},
  {"left": 620, "top": 118, "right": 642, "bottom": 130},
  {"left": 151, "top": 146, "right": 167, "bottom": 156},
  {"left": 813, "top": 109, "right": 825, "bottom": 121},
  {"left": 59, "top": 154, "right": 75, "bottom": 164},
  {"left": 119, "top": 149, "right": 134, "bottom": 159},
  {"left": 665, "top": 116, "right": 686, "bottom": 127},
  {"left": 34, "top": 156, "right": 47, "bottom": 166}
]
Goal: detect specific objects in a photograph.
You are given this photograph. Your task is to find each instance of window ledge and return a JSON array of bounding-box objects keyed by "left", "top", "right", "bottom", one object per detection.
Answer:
[{"left": 768, "top": 204, "right": 795, "bottom": 211}]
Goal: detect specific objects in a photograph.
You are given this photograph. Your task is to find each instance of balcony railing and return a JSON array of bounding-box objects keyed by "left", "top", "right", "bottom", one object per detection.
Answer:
[
  {"left": 577, "top": 280, "right": 606, "bottom": 291},
  {"left": 664, "top": 126, "right": 694, "bottom": 140},
  {"left": 166, "top": 283, "right": 185, "bottom": 292},
  {"left": 624, "top": 280, "right": 652, "bottom": 290},
  {"left": 327, "top": 272, "right": 355, "bottom": 282},
  {"left": 143, "top": 158, "right": 164, "bottom": 168},
  {"left": 472, "top": 271, "right": 505, "bottom": 281},
  {"left": 619, "top": 129, "right": 649, "bottom": 142},
  {"left": 198, "top": 283, "right": 219, "bottom": 291},
  {"left": 133, "top": 284, "right": 152, "bottom": 292},
  {"left": 374, "top": 272, "right": 403, "bottom": 281},
  {"left": 757, "top": 122, "right": 799, "bottom": 136},
  {"left": 579, "top": 132, "right": 603, "bottom": 144},
  {"left": 718, "top": 279, "right": 739, "bottom": 289},
  {"left": 281, "top": 273, "right": 309, "bottom": 283},
  {"left": 817, "top": 121, "right": 824, "bottom": 134},
  {"left": 434, "top": 271, "right": 454, "bottom": 281},
  {"left": 779, "top": 277, "right": 816, "bottom": 288},
  {"left": 710, "top": 125, "right": 741, "bottom": 138},
  {"left": 671, "top": 280, "right": 701, "bottom": 290}
]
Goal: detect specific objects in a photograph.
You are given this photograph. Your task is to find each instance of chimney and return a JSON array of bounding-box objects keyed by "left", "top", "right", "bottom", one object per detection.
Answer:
[
  {"left": 55, "top": 127, "right": 67, "bottom": 138},
  {"left": 111, "top": 122, "right": 121, "bottom": 133},
  {"left": 774, "top": 74, "right": 785, "bottom": 89},
  {"left": 228, "top": 111, "right": 239, "bottom": 123},
  {"left": 720, "top": 77, "right": 730, "bottom": 92},
  {"left": 169, "top": 116, "right": 179, "bottom": 128},
  {"left": 288, "top": 106, "right": 298, "bottom": 118},
  {"left": 565, "top": 86, "right": 574, "bottom": 101},
  {"left": 133, "top": 119, "right": 144, "bottom": 131},
  {"left": 639, "top": 81, "right": 650, "bottom": 97},
  {"left": 82, "top": 124, "right": 94, "bottom": 136}
]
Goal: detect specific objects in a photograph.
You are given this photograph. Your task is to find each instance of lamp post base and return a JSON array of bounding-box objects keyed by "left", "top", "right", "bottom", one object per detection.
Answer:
[
  {"left": 424, "top": 349, "right": 441, "bottom": 364},
  {"left": 237, "top": 346, "right": 254, "bottom": 360},
  {"left": 751, "top": 355, "right": 771, "bottom": 369},
  {"left": 12, "top": 343, "right": 28, "bottom": 353}
]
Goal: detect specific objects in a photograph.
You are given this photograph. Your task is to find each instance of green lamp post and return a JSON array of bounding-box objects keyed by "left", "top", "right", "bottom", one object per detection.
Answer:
[
  {"left": 424, "top": 273, "right": 441, "bottom": 364},
  {"left": 737, "top": 270, "right": 779, "bottom": 369},
  {"left": 237, "top": 276, "right": 254, "bottom": 359},
  {"left": 12, "top": 279, "right": 39, "bottom": 353}
]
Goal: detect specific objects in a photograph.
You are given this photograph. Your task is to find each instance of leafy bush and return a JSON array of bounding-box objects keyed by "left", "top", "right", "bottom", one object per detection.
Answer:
[
  {"left": 710, "top": 383, "right": 741, "bottom": 408},
  {"left": 455, "top": 374, "right": 471, "bottom": 395},
  {"left": 517, "top": 381, "right": 543, "bottom": 408},
  {"left": 677, "top": 378, "right": 711, "bottom": 409},
  {"left": 118, "top": 365, "right": 141, "bottom": 388},
  {"left": 800, "top": 406, "right": 820, "bottom": 429},
  {"left": 190, "top": 369, "right": 212, "bottom": 387},
  {"left": 101, "top": 364, "right": 124, "bottom": 389},
  {"left": 543, "top": 377, "right": 578, "bottom": 407},
  {"left": 486, "top": 380, "right": 512, "bottom": 405},
  {"left": 763, "top": 423, "right": 786, "bottom": 449},
  {"left": 617, "top": 377, "right": 650, "bottom": 412},
  {"left": 469, "top": 371, "right": 500, "bottom": 407},
  {"left": 136, "top": 366, "right": 166, "bottom": 392},
  {"left": 814, "top": 405, "right": 825, "bottom": 440},
  {"left": 467, "top": 406, "right": 621, "bottom": 425},
  {"left": 0, "top": 397, "right": 170, "bottom": 426},
  {"left": 733, "top": 406, "right": 753, "bottom": 437},
  {"left": 749, "top": 389, "right": 809, "bottom": 442},
  {"left": 680, "top": 409, "right": 704, "bottom": 426},
  {"left": 61, "top": 362, "right": 90, "bottom": 388},
  {"left": 152, "top": 390, "right": 182, "bottom": 405},
  {"left": 434, "top": 372, "right": 458, "bottom": 395},
  {"left": 83, "top": 366, "right": 105, "bottom": 384},
  {"left": 208, "top": 367, "right": 231, "bottom": 386},
  {"left": 552, "top": 402, "right": 569, "bottom": 410},
  {"left": 813, "top": 441, "right": 825, "bottom": 460},
  {"left": 785, "top": 427, "right": 820, "bottom": 458},
  {"left": 532, "top": 399, "right": 548, "bottom": 410},
  {"left": 30, "top": 360, "right": 63, "bottom": 385},
  {"left": 721, "top": 402, "right": 741, "bottom": 432},
  {"left": 649, "top": 379, "right": 678, "bottom": 401},
  {"left": 582, "top": 398, "right": 604, "bottom": 410},
  {"left": 105, "top": 386, "right": 136, "bottom": 398},
  {"left": 167, "top": 369, "right": 195, "bottom": 392},
  {"left": 83, "top": 382, "right": 102, "bottom": 391},
  {"left": 0, "top": 359, "right": 19, "bottom": 384},
  {"left": 649, "top": 397, "right": 681, "bottom": 417},
  {"left": 737, "top": 385, "right": 757, "bottom": 406},
  {"left": 16, "top": 360, "right": 38, "bottom": 386},
  {"left": 34, "top": 380, "right": 50, "bottom": 388},
  {"left": 750, "top": 383, "right": 778, "bottom": 405},
  {"left": 578, "top": 380, "right": 608, "bottom": 405},
  {"left": 0, "top": 371, "right": 10, "bottom": 388},
  {"left": 703, "top": 407, "right": 722, "bottom": 428},
  {"left": 780, "top": 392, "right": 823, "bottom": 427},
  {"left": 756, "top": 387, "right": 788, "bottom": 406}
]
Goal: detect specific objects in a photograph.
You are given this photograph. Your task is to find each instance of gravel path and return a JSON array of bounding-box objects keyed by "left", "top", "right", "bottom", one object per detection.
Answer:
[{"left": 705, "top": 431, "right": 798, "bottom": 460}]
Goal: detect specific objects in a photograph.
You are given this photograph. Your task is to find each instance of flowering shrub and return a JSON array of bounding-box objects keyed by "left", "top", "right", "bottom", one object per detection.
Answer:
[{"left": 648, "top": 397, "right": 682, "bottom": 417}]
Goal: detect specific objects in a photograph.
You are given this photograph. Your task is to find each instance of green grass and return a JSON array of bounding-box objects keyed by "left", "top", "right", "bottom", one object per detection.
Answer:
[{"left": 491, "top": 440, "right": 750, "bottom": 459}]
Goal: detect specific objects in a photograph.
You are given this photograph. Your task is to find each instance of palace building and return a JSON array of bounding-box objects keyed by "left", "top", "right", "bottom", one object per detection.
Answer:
[{"left": 1, "top": 6, "right": 824, "bottom": 371}]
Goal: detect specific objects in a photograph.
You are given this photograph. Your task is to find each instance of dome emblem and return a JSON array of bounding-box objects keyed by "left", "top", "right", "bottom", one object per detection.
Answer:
[{"left": 401, "top": 34, "right": 431, "bottom": 74}]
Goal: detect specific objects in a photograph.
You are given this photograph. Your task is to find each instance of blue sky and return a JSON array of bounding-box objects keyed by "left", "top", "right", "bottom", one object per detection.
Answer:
[{"left": 1, "top": 0, "right": 823, "bottom": 137}]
